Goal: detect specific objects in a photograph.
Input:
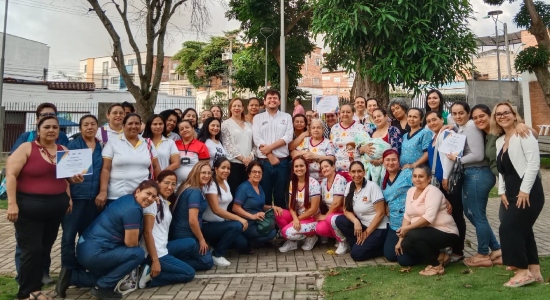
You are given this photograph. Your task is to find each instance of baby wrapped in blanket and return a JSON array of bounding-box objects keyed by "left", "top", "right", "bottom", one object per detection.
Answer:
[{"left": 354, "top": 133, "right": 392, "bottom": 186}]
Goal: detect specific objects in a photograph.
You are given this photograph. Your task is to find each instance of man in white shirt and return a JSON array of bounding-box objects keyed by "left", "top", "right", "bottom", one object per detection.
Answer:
[{"left": 252, "top": 89, "right": 294, "bottom": 209}]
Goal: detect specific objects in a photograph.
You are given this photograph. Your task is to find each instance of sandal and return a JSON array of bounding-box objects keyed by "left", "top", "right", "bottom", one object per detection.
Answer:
[
  {"left": 438, "top": 252, "right": 451, "bottom": 267},
  {"left": 419, "top": 265, "right": 445, "bottom": 276},
  {"left": 489, "top": 249, "right": 502, "bottom": 261},
  {"left": 503, "top": 276, "right": 535, "bottom": 288},
  {"left": 464, "top": 256, "right": 493, "bottom": 267},
  {"left": 29, "top": 292, "right": 51, "bottom": 300}
]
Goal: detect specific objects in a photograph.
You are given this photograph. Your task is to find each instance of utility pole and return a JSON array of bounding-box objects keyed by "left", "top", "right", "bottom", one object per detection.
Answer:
[
  {"left": 488, "top": 10, "right": 503, "bottom": 101},
  {"left": 228, "top": 36, "right": 233, "bottom": 99},
  {"left": 0, "top": 0, "right": 9, "bottom": 153},
  {"left": 280, "top": 0, "right": 286, "bottom": 112},
  {"left": 504, "top": 23, "right": 512, "bottom": 80}
]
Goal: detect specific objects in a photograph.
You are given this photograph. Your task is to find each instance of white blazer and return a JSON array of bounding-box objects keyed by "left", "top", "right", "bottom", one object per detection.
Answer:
[{"left": 495, "top": 134, "right": 540, "bottom": 195}]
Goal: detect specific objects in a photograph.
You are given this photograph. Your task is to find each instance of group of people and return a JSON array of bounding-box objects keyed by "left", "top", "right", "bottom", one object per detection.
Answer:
[{"left": 4, "top": 88, "right": 545, "bottom": 300}]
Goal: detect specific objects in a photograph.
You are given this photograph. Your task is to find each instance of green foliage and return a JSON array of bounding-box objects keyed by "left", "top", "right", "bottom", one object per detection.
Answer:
[
  {"left": 513, "top": 1, "right": 550, "bottom": 29},
  {"left": 311, "top": 0, "right": 477, "bottom": 94},
  {"left": 231, "top": 46, "right": 274, "bottom": 93},
  {"left": 0, "top": 276, "right": 18, "bottom": 300},
  {"left": 515, "top": 45, "right": 550, "bottom": 73}
]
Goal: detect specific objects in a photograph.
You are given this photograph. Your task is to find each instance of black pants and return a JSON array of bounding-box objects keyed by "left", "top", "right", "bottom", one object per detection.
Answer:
[
  {"left": 15, "top": 192, "right": 69, "bottom": 299},
  {"left": 335, "top": 216, "right": 387, "bottom": 261},
  {"left": 441, "top": 185, "right": 466, "bottom": 256},
  {"left": 227, "top": 162, "right": 247, "bottom": 198},
  {"left": 401, "top": 227, "right": 460, "bottom": 266},
  {"left": 499, "top": 196, "right": 544, "bottom": 269}
]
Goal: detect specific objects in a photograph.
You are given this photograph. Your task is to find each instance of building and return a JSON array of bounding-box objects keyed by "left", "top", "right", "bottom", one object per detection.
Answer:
[
  {"left": 321, "top": 70, "right": 354, "bottom": 98},
  {"left": 79, "top": 53, "right": 172, "bottom": 90},
  {"left": 297, "top": 47, "right": 324, "bottom": 96},
  {"left": 1, "top": 33, "right": 49, "bottom": 81}
]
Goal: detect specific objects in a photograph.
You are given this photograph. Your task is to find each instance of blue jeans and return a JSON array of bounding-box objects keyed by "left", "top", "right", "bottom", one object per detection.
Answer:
[
  {"left": 383, "top": 228, "right": 421, "bottom": 266},
  {"left": 202, "top": 221, "right": 247, "bottom": 257},
  {"left": 259, "top": 158, "right": 290, "bottom": 208},
  {"left": 168, "top": 238, "right": 213, "bottom": 271},
  {"left": 61, "top": 199, "right": 99, "bottom": 269},
  {"left": 335, "top": 216, "right": 387, "bottom": 261},
  {"left": 462, "top": 166, "right": 500, "bottom": 255},
  {"left": 146, "top": 254, "right": 195, "bottom": 287},
  {"left": 75, "top": 240, "right": 144, "bottom": 289},
  {"left": 242, "top": 221, "right": 277, "bottom": 246}
]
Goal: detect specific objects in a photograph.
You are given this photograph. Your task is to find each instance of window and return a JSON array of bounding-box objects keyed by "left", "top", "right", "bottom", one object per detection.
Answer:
[
  {"left": 101, "top": 79, "right": 108, "bottom": 88},
  {"left": 334, "top": 77, "right": 340, "bottom": 83},
  {"left": 83, "top": 64, "right": 87, "bottom": 73},
  {"left": 186, "top": 88, "right": 193, "bottom": 96},
  {"left": 128, "top": 58, "right": 137, "bottom": 65},
  {"left": 172, "top": 62, "right": 179, "bottom": 69},
  {"left": 110, "top": 77, "right": 119, "bottom": 84},
  {"left": 315, "top": 58, "right": 321, "bottom": 66},
  {"left": 313, "top": 78, "right": 320, "bottom": 86},
  {"left": 102, "top": 61, "right": 108, "bottom": 75}
]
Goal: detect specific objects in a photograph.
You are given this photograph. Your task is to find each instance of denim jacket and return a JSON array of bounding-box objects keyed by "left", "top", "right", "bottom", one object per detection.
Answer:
[{"left": 67, "top": 137, "right": 103, "bottom": 200}]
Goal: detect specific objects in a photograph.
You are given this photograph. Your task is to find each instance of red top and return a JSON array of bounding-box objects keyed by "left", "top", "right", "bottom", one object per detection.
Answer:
[{"left": 17, "top": 142, "right": 67, "bottom": 195}]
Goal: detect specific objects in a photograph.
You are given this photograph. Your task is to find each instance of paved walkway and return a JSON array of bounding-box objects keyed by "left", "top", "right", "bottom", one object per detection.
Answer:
[{"left": 1, "top": 171, "right": 549, "bottom": 299}]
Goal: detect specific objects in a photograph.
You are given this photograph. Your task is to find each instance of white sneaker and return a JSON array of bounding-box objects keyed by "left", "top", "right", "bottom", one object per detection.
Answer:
[
  {"left": 301, "top": 235, "right": 318, "bottom": 251},
  {"left": 320, "top": 236, "right": 329, "bottom": 244},
  {"left": 138, "top": 264, "right": 151, "bottom": 289},
  {"left": 212, "top": 256, "right": 231, "bottom": 267},
  {"left": 279, "top": 240, "right": 298, "bottom": 253},
  {"left": 335, "top": 241, "right": 350, "bottom": 255}
]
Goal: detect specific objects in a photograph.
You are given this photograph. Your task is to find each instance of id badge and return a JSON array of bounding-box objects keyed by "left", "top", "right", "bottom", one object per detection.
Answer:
[{"left": 181, "top": 157, "right": 191, "bottom": 165}]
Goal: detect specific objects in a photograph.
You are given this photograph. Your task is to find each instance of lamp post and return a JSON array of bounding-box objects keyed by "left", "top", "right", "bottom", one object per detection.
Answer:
[
  {"left": 488, "top": 10, "right": 503, "bottom": 100},
  {"left": 0, "top": 0, "right": 9, "bottom": 152},
  {"left": 260, "top": 27, "right": 274, "bottom": 93},
  {"left": 280, "top": 0, "right": 286, "bottom": 112}
]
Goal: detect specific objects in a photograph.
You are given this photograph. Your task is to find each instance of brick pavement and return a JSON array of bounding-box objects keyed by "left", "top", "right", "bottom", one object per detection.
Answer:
[{"left": 1, "top": 170, "right": 549, "bottom": 299}]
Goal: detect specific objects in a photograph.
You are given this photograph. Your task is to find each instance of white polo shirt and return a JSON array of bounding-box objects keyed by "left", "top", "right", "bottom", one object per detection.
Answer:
[
  {"left": 203, "top": 180, "right": 233, "bottom": 222},
  {"left": 252, "top": 110, "right": 294, "bottom": 159},
  {"left": 96, "top": 125, "right": 123, "bottom": 145},
  {"left": 167, "top": 131, "right": 181, "bottom": 142},
  {"left": 102, "top": 135, "right": 158, "bottom": 200},
  {"left": 344, "top": 180, "right": 387, "bottom": 229},
  {"left": 149, "top": 136, "right": 179, "bottom": 170},
  {"left": 140, "top": 197, "right": 171, "bottom": 258}
]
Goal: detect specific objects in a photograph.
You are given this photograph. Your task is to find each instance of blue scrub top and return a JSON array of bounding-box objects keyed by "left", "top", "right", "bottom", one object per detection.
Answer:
[
  {"left": 169, "top": 187, "right": 207, "bottom": 240},
  {"left": 382, "top": 168, "right": 413, "bottom": 231},
  {"left": 234, "top": 181, "right": 266, "bottom": 215},
  {"left": 400, "top": 128, "right": 432, "bottom": 166}
]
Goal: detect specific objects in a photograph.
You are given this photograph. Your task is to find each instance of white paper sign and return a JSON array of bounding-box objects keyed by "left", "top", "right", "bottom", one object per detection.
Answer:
[
  {"left": 315, "top": 95, "right": 339, "bottom": 113},
  {"left": 56, "top": 149, "right": 93, "bottom": 179},
  {"left": 438, "top": 130, "right": 466, "bottom": 155}
]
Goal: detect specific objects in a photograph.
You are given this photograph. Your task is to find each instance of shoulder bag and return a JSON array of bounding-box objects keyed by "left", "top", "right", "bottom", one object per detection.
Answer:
[
  {"left": 448, "top": 157, "right": 464, "bottom": 195},
  {"left": 430, "top": 138, "right": 440, "bottom": 188}
]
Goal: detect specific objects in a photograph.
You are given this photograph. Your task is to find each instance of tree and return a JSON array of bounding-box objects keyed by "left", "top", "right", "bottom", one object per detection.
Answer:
[
  {"left": 484, "top": 0, "right": 550, "bottom": 107},
  {"left": 226, "top": 0, "right": 315, "bottom": 102},
  {"left": 311, "top": 0, "right": 477, "bottom": 108},
  {"left": 86, "top": 0, "right": 210, "bottom": 120}
]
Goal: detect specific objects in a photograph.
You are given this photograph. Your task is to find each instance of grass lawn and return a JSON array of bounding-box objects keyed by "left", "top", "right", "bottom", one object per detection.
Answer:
[
  {"left": 322, "top": 257, "right": 549, "bottom": 300},
  {"left": 541, "top": 157, "right": 550, "bottom": 169},
  {"left": 0, "top": 201, "right": 6, "bottom": 210},
  {"left": 0, "top": 276, "right": 18, "bottom": 300}
]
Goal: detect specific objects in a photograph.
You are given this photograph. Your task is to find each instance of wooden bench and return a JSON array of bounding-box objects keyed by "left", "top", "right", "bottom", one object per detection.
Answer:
[{"left": 539, "top": 136, "right": 550, "bottom": 157}]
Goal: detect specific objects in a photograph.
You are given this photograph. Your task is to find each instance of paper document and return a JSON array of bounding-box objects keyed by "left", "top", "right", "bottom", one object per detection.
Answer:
[
  {"left": 438, "top": 130, "right": 466, "bottom": 156},
  {"left": 56, "top": 149, "right": 93, "bottom": 179}
]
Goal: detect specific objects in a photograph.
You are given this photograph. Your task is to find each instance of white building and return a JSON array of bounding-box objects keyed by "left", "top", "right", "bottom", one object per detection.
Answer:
[{"left": 0, "top": 33, "right": 50, "bottom": 81}]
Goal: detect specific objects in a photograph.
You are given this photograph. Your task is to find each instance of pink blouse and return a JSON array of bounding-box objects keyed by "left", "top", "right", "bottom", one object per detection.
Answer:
[{"left": 404, "top": 185, "right": 458, "bottom": 235}]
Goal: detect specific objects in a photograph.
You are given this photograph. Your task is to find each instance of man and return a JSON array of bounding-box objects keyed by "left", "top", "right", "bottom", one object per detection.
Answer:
[
  {"left": 293, "top": 98, "right": 305, "bottom": 117},
  {"left": 323, "top": 112, "right": 338, "bottom": 139},
  {"left": 121, "top": 101, "right": 135, "bottom": 114},
  {"left": 252, "top": 89, "right": 294, "bottom": 209}
]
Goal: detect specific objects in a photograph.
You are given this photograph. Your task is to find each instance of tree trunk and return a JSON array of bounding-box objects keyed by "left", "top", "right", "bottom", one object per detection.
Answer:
[
  {"left": 533, "top": 66, "right": 550, "bottom": 107},
  {"left": 352, "top": 73, "right": 390, "bottom": 109},
  {"left": 524, "top": 0, "right": 550, "bottom": 107}
]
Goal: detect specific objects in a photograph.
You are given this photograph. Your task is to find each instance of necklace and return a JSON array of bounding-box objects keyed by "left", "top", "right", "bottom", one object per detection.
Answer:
[{"left": 36, "top": 141, "right": 56, "bottom": 164}]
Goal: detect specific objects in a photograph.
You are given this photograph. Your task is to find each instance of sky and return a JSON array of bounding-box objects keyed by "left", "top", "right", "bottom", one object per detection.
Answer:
[{"left": 2, "top": 0, "right": 524, "bottom": 77}]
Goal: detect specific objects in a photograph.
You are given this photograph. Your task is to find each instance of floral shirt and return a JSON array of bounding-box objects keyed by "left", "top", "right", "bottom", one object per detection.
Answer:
[
  {"left": 330, "top": 121, "right": 369, "bottom": 173},
  {"left": 296, "top": 137, "right": 335, "bottom": 182},
  {"left": 288, "top": 177, "right": 321, "bottom": 215},
  {"left": 400, "top": 128, "right": 432, "bottom": 166},
  {"left": 367, "top": 125, "right": 402, "bottom": 154},
  {"left": 321, "top": 173, "right": 347, "bottom": 207}
]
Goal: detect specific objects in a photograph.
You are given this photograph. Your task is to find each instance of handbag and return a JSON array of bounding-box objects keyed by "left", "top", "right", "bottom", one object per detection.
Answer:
[
  {"left": 448, "top": 157, "right": 464, "bottom": 195},
  {"left": 430, "top": 139, "right": 440, "bottom": 188},
  {"left": 256, "top": 208, "right": 276, "bottom": 235}
]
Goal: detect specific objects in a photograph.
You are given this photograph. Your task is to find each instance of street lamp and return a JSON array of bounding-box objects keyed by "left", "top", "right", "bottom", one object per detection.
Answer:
[
  {"left": 488, "top": 10, "right": 503, "bottom": 100},
  {"left": 260, "top": 27, "right": 274, "bottom": 93}
]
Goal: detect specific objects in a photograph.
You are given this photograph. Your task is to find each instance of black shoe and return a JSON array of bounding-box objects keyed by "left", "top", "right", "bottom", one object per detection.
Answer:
[
  {"left": 90, "top": 286, "right": 122, "bottom": 300},
  {"left": 55, "top": 268, "right": 72, "bottom": 298}
]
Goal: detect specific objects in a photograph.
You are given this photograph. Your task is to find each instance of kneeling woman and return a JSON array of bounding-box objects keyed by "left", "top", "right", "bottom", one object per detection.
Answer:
[
  {"left": 395, "top": 165, "right": 460, "bottom": 276},
  {"left": 63, "top": 180, "right": 158, "bottom": 300},
  {"left": 335, "top": 162, "right": 388, "bottom": 261},
  {"left": 138, "top": 170, "right": 196, "bottom": 288},
  {"left": 277, "top": 156, "right": 322, "bottom": 252},
  {"left": 169, "top": 162, "right": 214, "bottom": 271}
]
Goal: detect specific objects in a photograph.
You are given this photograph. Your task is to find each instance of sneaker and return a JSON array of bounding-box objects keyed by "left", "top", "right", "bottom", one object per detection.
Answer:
[
  {"left": 138, "top": 264, "right": 151, "bottom": 289},
  {"left": 301, "top": 235, "right": 318, "bottom": 251},
  {"left": 212, "top": 256, "right": 231, "bottom": 267},
  {"left": 320, "top": 236, "right": 329, "bottom": 244},
  {"left": 335, "top": 241, "right": 350, "bottom": 255},
  {"left": 91, "top": 285, "right": 122, "bottom": 300},
  {"left": 278, "top": 240, "right": 298, "bottom": 253}
]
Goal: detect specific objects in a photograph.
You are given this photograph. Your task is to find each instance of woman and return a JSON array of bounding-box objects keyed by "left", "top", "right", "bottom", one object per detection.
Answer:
[
  {"left": 174, "top": 120, "right": 209, "bottom": 186},
  {"left": 97, "top": 113, "right": 161, "bottom": 207},
  {"left": 169, "top": 162, "right": 215, "bottom": 271},
  {"left": 330, "top": 104, "right": 369, "bottom": 180},
  {"left": 388, "top": 98, "right": 410, "bottom": 135},
  {"left": 138, "top": 171, "right": 196, "bottom": 288},
  {"left": 221, "top": 98, "right": 255, "bottom": 196},
  {"left": 159, "top": 110, "right": 181, "bottom": 141},
  {"left": 198, "top": 117, "right": 227, "bottom": 167},
  {"left": 352, "top": 96, "right": 369, "bottom": 125},
  {"left": 200, "top": 110, "right": 213, "bottom": 129},
  {"left": 292, "top": 119, "right": 335, "bottom": 182},
  {"left": 288, "top": 114, "right": 309, "bottom": 151},
  {"left": 400, "top": 108, "right": 431, "bottom": 169},
  {"left": 365, "top": 98, "right": 380, "bottom": 131},
  {"left": 203, "top": 157, "right": 249, "bottom": 265},
  {"left": 444, "top": 101, "right": 501, "bottom": 267},
  {"left": 426, "top": 111, "right": 466, "bottom": 262},
  {"left": 182, "top": 108, "right": 200, "bottom": 134},
  {"left": 233, "top": 162, "right": 278, "bottom": 247},
  {"left": 276, "top": 157, "right": 321, "bottom": 252},
  {"left": 60, "top": 115, "right": 103, "bottom": 282},
  {"left": 245, "top": 97, "right": 260, "bottom": 123},
  {"left": 315, "top": 159, "right": 348, "bottom": 254},
  {"left": 395, "top": 166, "right": 460, "bottom": 276},
  {"left": 67, "top": 180, "right": 158, "bottom": 300},
  {"left": 493, "top": 103, "right": 545, "bottom": 287},
  {"left": 142, "top": 114, "right": 181, "bottom": 171},
  {"left": 424, "top": 89, "right": 453, "bottom": 126},
  {"left": 210, "top": 105, "right": 223, "bottom": 120},
  {"left": 6, "top": 116, "right": 83, "bottom": 300},
  {"left": 335, "top": 162, "right": 388, "bottom": 261},
  {"left": 380, "top": 149, "right": 418, "bottom": 266},
  {"left": 96, "top": 103, "right": 125, "bottom": 145}
]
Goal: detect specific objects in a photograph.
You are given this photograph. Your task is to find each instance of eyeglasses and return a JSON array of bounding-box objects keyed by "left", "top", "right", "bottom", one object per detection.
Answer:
[
  {"left": 250, "top": 170, "right": 263, "bottom": 174},
  {"left": 39, "top": 112, "right": 57, "bottom": 118},
  {"left": 495, "top": 111, "right": 513, "bottom": 118},
  {"left": 161, "top": 181, "right": 177, "bottom": 187}
]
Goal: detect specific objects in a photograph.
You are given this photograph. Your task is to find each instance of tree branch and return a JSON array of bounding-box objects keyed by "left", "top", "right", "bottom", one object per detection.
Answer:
[
  {"left": 285, "top": 8, "right": 312, "bottom": 36},
  {"left": 110, "top": 0, "right": 145, "bottom": 79},
  {"left": 525, "top": 0, "right": 550, "bottom": 49}
]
